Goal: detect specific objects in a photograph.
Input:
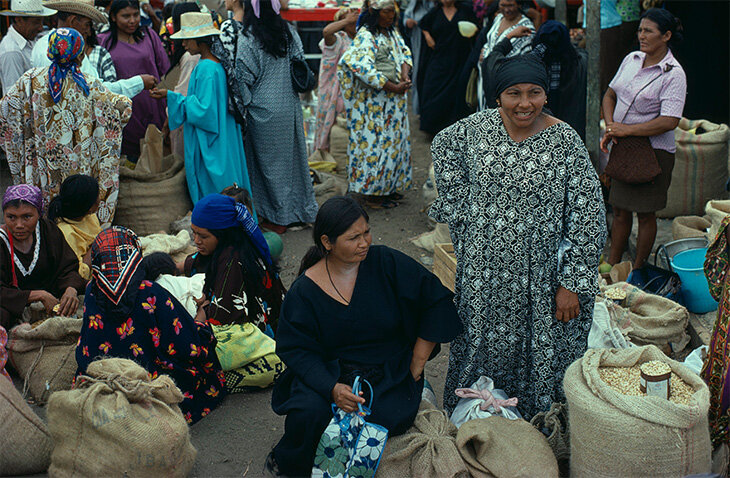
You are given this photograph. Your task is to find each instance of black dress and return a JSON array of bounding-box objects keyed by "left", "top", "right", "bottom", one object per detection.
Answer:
[
  {"left": 418, "top": 3, "right": 478, "bottom": 135},
  {"left": 271, "top": 246, "right": 462, "bottom": 476}
]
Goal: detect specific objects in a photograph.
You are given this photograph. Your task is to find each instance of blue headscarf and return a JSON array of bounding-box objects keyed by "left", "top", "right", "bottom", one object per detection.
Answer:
[
  {"left": 191, "top": 194, "right": 272, "bottom": 266},
  {"left": 47, "top": 28, "right": 90, "bottom": 104}
]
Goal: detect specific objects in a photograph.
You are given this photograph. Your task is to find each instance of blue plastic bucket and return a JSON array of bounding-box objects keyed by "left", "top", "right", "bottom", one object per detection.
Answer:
[{"left": 670, "top": 248, "right": 718, "bottom": 314}]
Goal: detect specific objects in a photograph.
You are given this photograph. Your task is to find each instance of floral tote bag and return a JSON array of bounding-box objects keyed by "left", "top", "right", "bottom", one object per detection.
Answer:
[{"left": 312, "top": 376, "right": 388, "bottom": 478}]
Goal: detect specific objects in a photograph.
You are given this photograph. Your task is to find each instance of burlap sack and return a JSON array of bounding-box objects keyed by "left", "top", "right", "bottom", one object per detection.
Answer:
[
  {"left": 530, "top": 402, "right": 570, "bottom": 463},
  {"left": 456, "top": 416, "right": 558, "bottom": 478},
  {"left": 329, "top": 116, "right": 348, "bottom": 174},
  {"left": 47, "top": 358, "right": 196, "bottom": 478},
  {"left": 378, "top": 402, "right": 468, "bottom": 478},
  {"left": 7, "top": 316, "right": 82, "bottom": 405},
  {"left": 410, "top": 223, "right": 451, "bottom": 253},
  {"left": 706, "top": 199, "right": 730, "bottom": 243},
  {"left": 672, "top": 215, "right": 712, "bottom": 240},
  {"left": 313, "top": 170, "right": 348, "bottom": 206},
  {"left": 564, "top": 346, "right": 711, "bottom": 477},
  {"left": 114, "top": 154, "right": 193, "bottom": 236},
  {"left": 603, "top": 282, "right": 688, "bottom": 348},
  {"left": 657, "top": 118, "right": 730, "bottom": 218},
  {"left": 136, "top": 124, "right": 164, "bottom": 175},
  {"left": 0, "top": 376, "right": 53, "bottom": 475}
]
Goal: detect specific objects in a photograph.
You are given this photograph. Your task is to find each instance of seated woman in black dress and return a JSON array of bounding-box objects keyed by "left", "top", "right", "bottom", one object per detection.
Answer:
[
  {"left": 1, "top": 185, "right": 85, "bottom": 328},
  {"left": 269, "top": 196, "right": 462, "bottom": 476}
]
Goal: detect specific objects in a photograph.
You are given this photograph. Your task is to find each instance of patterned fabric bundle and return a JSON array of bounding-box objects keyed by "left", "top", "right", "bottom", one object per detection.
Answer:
[
  {"left": 702, "top": 215, "right": 730, "bottom": 446},
  {"left": 91, "top": 226, "right": 144, "bottom": 312},
  {"left": 46, "top": 28, "right": 89, "bottom": 104}
]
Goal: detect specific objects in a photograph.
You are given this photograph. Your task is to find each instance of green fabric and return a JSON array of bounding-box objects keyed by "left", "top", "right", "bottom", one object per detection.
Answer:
[{"left": 212, "top": 322, "right": 276, "bottom": 371}]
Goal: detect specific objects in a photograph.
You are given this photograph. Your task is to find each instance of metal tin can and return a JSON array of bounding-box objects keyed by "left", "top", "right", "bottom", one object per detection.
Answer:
[{"left": 639, "top": 361, "right": 672, "bottom": 399}]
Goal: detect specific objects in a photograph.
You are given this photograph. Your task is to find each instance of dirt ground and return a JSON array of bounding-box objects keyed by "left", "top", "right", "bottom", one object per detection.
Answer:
[{"left": 186, "top": 109, "right": 447, "bottom": 477}]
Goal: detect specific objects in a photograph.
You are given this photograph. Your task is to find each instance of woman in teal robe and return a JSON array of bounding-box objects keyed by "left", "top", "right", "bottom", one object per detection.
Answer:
[{"left": 151, "top": 14, "right": 251, "bottom": 204}]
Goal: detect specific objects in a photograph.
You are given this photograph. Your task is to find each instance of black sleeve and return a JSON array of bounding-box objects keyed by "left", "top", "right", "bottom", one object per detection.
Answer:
[
  {"left": 380, "top": 247, "right": 462, "bottom": 344},
  {"left": 46, "top": 219, "right": 86, "bottom": 296},
  {"left": 275, "top": 282, "right": 340, "bottom": 401},
  {"left": 418, "top": 6, "right": 438, "bottom": 31}
]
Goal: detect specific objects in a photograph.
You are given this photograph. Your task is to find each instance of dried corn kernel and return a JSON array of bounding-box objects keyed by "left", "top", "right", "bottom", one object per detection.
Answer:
[{"left": 598, "top": 365, "right": 694, "bottom": 405}]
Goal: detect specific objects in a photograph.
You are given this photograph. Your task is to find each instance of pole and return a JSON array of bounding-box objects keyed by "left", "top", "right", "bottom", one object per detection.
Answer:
[
  {"left": 555, "top": 0, "right": 567, "bottom": 26},
  {"left": 585, "top": 0, "right": 601, "bottom": 168}
]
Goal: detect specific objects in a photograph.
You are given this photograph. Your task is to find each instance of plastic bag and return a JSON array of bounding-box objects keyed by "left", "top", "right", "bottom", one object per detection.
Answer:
[{"left": 450, "top": 376, "right": 521, "bottom": 428}]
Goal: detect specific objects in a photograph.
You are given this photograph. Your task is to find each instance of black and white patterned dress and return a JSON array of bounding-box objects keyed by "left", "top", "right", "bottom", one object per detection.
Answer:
[{"left": 430, "top": 108, "right": 607, "bottom": 418}]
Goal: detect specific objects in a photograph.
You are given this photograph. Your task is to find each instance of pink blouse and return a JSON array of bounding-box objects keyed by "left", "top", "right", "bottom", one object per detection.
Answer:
[{"left": 609, "top": 49, "right": 686, "bottom": 152}]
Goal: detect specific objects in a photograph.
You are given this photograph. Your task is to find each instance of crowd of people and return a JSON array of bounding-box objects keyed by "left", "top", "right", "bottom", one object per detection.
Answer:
[{"left": 0, "top": 0, "right": 706, "bottom": 474}]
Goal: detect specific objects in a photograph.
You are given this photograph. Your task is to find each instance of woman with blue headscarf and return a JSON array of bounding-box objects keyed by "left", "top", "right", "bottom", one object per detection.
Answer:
[
  {"left": 0, "top": 28, "right": 132, "bottom": 229},
  {"left": 183, "top": 193, "right": 285, "bottom": 392}
]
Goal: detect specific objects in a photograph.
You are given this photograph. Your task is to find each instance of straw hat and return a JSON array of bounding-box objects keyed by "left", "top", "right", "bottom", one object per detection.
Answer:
[
  {"left": 42, "top": 0, "right": 108, "bottom": 24},
  {"left": 170, "top": 12, "right": 219, "bottom": 39},
  {"left": 0, "top": 0, "right": 55, "bottom": 17}
]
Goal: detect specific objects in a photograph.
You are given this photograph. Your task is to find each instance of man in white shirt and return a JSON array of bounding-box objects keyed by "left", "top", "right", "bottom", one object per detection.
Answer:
[
  {"left": 31, "top": 0, "right": 154, "bottom": 98},
  {"left": 0, "top": 0, "right": 56, "bottom": 93}
]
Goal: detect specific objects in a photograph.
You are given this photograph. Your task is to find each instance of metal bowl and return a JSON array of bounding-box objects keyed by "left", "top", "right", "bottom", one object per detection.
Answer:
[{"left": 656, "top": 237, "right": 709, "bottom": 269}]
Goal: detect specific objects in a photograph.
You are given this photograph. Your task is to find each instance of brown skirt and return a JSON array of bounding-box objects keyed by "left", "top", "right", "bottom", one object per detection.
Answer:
[{"left": 608, "top": 149, "right": 675, "bottom": 213}]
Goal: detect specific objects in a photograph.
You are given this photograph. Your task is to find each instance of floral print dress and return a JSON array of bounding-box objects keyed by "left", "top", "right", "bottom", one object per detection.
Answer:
[
  {"left": 314, "top": 31, "right": 351, "bottom": 151},
  {"left": 338, "top": 27, "right": 413, "bottom": 196},
  {"left": 0, "top": 68, "right": 132, "bottom": 228},
  {"left": 76, "top": 280, "right": 226, "bottom": 424}
]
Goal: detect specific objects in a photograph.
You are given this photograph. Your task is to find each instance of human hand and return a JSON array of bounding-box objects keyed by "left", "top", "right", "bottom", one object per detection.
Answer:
[
  {"left": 194, "top": 307, "right": 208, "bottom": 324},
  {"left": 506, "top": 25, "right": 533, "bottom": 39},
  {"left": 331, "top": 383, "right": 366, "bottom": 413},
  {"left": 405, "top": 18, "right": 417, "bottom": 29},
  {"left": 58, "top": 287, "right": 79, "bottom": 316},
  {"left": 409, "top": 359, "right": 424, "bottom": 381},
  {"left": 345, "top": 10, "right": 359, "bottom": 24},
  {"left": 605, "top": 121, "right": 632, "bottom": 138},
  {"left": 150, "top": 88, "right": 168, "bottom": 99},
  {"left": 599, "top": 132, "right": 614, "bottom": 153},
  {"left": 426, "top": 35, "right": 436, "bottom": 49},
  {"left": 141, "top": 2, "right": 154, "bottom": 15},
  {"left": 555, "top": 286, "right": 580, "bottom": 322},
  {"left": 36, "top": 290, "right": 60, "bottom": 315},
  {"left": 394, "top": 80, "right": 411, "bottom": 94},
  {"left": 140, "top": 74, "right": 157, "bottom": 90}
]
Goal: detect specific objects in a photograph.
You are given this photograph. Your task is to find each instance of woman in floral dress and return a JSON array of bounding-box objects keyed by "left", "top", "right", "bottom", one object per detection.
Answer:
[
  {"left": 338, "top": 0, "right": 412, "bottom": 209},
  {"left": 76, "top": 226, "right": 226, "bottom": 424},
  {"left": 0, "top": 28, "right": 131, "bottom": 228}
]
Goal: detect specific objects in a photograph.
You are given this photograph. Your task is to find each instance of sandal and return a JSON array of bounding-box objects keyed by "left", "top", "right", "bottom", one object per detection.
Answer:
[
  {"left": 388, "top": 192, "right": 404, "bottom": 201},
  {"left": 260, "top": 220, "right": 287, "bottom": 234},
  {"left": 365, "top": 198, "right": 399, "bottom": 210}
]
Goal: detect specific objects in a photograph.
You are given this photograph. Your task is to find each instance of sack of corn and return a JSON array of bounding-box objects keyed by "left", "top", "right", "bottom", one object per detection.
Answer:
[
  {"left": 706, "top": 199, "right": 730, "bottom": 243},
  {"left": 602, "top": 282, "right": 689, "bottom": 349},
  {"left": 378, "top": 402, "right": 468, "bottom": 478},
  {"left": 564, "top": 345, "right": 711, "bottom": 477},
  {"left": 657, "top": 118, "right": 730, "bottom": 218},
  {"left": 47, "top": 357, "right": 196, "bottom": 477},
  {"left": 530, "top": 402, "right": 570, "bottom": 463},
  {"left": 455, "top": 416, "right": 558, "bottom": 478},
  {"left": 7, "top": 316, "right": 82, "bottom": 405},
  {"left": 672, "top": 215, "right": 711, "bottom": 241},
  {"left": 0, "top": 325, "right": 53, "bottom": 476},
  {"left": 329, "top": 116, "right": 348, "bottom": 174}
]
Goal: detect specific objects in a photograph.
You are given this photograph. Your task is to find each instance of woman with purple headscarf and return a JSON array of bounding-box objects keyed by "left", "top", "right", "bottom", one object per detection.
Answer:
[
  {"left": 0, "top": 28, "right": 132, "bottom": 229},
  {"left": 0, "top": 184, "right": 86, "bottom": 328}
]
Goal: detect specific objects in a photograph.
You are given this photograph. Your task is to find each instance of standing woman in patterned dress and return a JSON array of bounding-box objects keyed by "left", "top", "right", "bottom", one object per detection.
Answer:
[
  {"left": 215, "top": 0, "right": 318, "bottom": 233},
  {"left": 430, "top": 55, "right": 607, "bottom": 419},
  {"left": 338, "top": 0, "right": 413, "bottom": 209}
]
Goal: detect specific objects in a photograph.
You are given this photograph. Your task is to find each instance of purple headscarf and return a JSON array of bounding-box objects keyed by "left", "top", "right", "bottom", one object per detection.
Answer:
[{"left": 2, "top": 184, "right": 43, "bottom": 213}]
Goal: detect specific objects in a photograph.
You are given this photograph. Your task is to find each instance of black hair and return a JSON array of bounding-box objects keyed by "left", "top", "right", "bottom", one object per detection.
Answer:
[
  {"left": 242, "top": 0, "right": 291, "bottom": 58},
  {"left": 167, "top": 2, "right": 201, "bottom": 73},
  {"left": 140, "top": 252, "right": 177, "bottom": 280},
  {"left": 640, "top": 8, "right": 683, "bottom": 51},
  {"left": 298, "top": 196, "right": 369, "bottom": 276},
  {"left": 104, "top": 0, "right": 144, "bottom": 51},
  {"left": 47, "top": 174, "right": 99, "bottom": 222},
  {"left": 221, "top": 184, "right": 253, "bottom": 212},
  {"left": 360, "top": 7, "right": 396, "bottom": 35},
  {"left": 56, "top": 11, "right": 73, "bottom": 21},
  {"left": 203, "top": 225, "right": 273, "bottom": 298},
  {"left": 95, "top": 0, "right": 112, "bottom": 8},
  {"left": 194, "top": 35, "right": 216, "bottom": 47},
  {"left": 2, "top": 199, "right": 36, "bottom": 211}
]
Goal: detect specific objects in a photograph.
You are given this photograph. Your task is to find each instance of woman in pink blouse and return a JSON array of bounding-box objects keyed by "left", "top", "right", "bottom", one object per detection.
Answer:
[{"left": 601, "top": 8, "right": 686, "bottom": 269}]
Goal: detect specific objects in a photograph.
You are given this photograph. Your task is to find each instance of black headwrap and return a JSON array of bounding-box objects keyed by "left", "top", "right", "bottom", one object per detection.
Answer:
[{"left": 494, "top": 54, "right": 550, "bottom": 100}]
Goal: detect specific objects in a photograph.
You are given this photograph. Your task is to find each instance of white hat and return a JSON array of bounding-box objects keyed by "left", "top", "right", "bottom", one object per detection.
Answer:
[
  {"left": 0, "top": 0, "right": 56, "bottom": 17},
  {"left": 42, "top": 0, "right": 108, "bottom": 24},
  {"left": 170, "top": 12, "right": 220, "bottom": 40}
]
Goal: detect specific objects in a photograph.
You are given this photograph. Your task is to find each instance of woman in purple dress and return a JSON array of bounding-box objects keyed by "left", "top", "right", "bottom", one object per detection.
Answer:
[{"left": 99, "top": 0, "right": 170, "bottom": 161}]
